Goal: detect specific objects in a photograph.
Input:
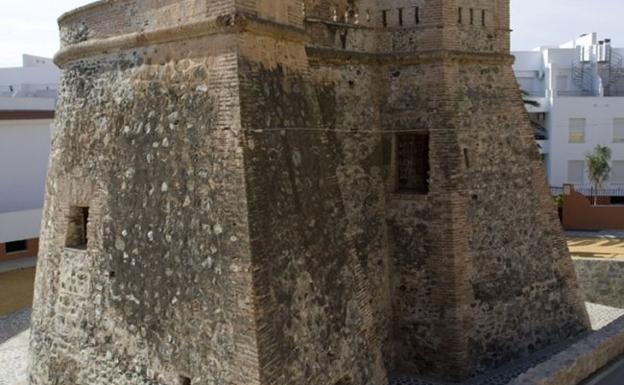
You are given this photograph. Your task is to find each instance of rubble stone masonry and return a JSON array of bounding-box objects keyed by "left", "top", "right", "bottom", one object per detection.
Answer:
[{"left": 29, "top": 1, "right": 590, "bottom": 384}]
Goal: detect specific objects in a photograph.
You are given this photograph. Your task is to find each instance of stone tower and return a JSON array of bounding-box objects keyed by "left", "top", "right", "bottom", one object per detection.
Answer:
[{"left": 29, "top": 0, "right": 589, "bottom": 384}]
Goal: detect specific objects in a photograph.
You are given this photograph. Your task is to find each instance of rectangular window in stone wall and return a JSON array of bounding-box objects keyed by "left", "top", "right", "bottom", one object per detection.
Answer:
[
  {"left": 65, "top": 206, "right": 89, "bottom": 250},
  {"left": 396, "top": 133, "right": 429, "bottom": 194}
]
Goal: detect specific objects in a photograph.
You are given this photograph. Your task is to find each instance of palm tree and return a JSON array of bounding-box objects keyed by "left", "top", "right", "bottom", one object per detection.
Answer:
[
  {"left": 586, "top": 145, "right": 612, "bottom": 205},
  {"left": 521, "top": 89, "right": 540, "bottom": 107},
  {"left": 520, "top": 89, "right": 547, "bottom": 150}
]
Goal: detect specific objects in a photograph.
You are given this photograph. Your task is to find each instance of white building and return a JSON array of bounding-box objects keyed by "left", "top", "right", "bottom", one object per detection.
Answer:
[
  {"left": 514, "top": 33, "right": 624, "bottom": 196},
  {"left": 0, "top": 55, "right": 59, "bottom": 261}
]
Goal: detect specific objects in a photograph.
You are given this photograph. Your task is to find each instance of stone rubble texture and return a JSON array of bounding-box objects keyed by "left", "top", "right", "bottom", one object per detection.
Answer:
[
  {"left": 574, "top": 258, "right": 624, "bottom": 309},
  {"left": 30, "top": 0, "right": 590, "bottom": 384}
]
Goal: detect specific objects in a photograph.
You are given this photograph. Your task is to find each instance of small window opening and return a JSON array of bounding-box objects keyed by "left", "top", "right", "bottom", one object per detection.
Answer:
[
  {"left": 178, "top": 376, "right": 191, "bottom": 385},
  {"left": 366, "top": 9, "right": 371, "bottom": 22},
  {"left": 463, "top": 148, "right": 471, "bottom": 169},
  {"left": 469, "top": 8, "right": 474, "bottom": 25},
  {"left": 398, "top": 8, "right": 403, "bottom": 26},
  {"left": 340, "top": 30, "right": 348, "bottom": 49},
  {"left": 415, "top": 7, "right": 420, "bottom": 24},
  {"left": 382, "top": 10, "right": 388, "bottom": 27},
  {"left": 396, "top": 133, "right": 430, "bottom": 194},
  {"left": 5, "top": 240, "right": 28, "bottom": 254},
  {"left": 481, "top": 10, "right": 486, "bottom": 26},
  {"left": 65, "top": 206, "right": 89, "bottom": 250},
  {"left": 109, "top": 271, "right": 116, "bottom": 278},
  {"left": 458, "top": 8, "right": 463, "bottom": 24}
]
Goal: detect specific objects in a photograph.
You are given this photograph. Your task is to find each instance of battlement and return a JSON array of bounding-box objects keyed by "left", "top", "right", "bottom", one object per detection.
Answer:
[
  {"left": 56, "top": 0, "right": 509, "bottom": 65},
  {"left": 57, "top": 0, "right": 306, "bottom": 50},
  {"left": 304, "top": 0, "right": 510, "bottom": 54}
]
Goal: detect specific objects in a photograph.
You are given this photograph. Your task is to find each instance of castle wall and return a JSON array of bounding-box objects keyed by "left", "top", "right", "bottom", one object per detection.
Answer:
[
  {"left": 453, "top": 61, "right": 589, "bottom": 374},
  {"left": 380, "top": 59, "right": 472, "bottom": 380},
  {"left": 32, "top": 2, "right": 388, "bottom": 385},
  {"left": 58, "top": 0, "right": 236, "bottom": 47},
  {"left": 307, "top": 55, "right": 394, "bottom": 369},
  {"left": 304, "top": 0, "right": 587, "bottom": 381},
  {"left": 31, "top": 21, "right": 264, "bottom": 384},
  {"left": 236, "top": 32, "right": 386, "bottom": 385},
  {"left": 30, "top": 1, "right": 590, "bottom": 384}
]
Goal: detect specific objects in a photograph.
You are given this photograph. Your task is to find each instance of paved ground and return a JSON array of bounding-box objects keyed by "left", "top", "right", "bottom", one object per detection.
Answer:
[
  {"left": 0, "top": 268, "right": 36, "bottom": 317},
  {"left": 587, "top": 302, "right": 624, "bottom": 330},
  {"left": 567, "top": 231, "right": 624, "bottom": 239},
  {"left": 568, "top": 238, "right": 624, "bottom": 260},
  {"left": 0, "top": 258, "right": 36, "bottom": 274},
  {"left": 0, "top": 308, "right": 30, "bottom": 385}
]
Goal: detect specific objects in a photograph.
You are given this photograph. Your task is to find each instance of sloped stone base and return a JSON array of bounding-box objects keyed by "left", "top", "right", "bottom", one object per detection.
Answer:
[{"left": 390, "top": 303, "right": 624, "bottom": 385}]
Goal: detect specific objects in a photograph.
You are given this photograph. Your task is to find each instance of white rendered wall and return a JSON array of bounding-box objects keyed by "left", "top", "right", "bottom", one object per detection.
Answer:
[
  {"left": 0, "top": 55, "right": 59, "bottom": 98},
  {"left": 514, "top": 35, "right": 624, "bottom": 190},
  {"left": 0, "top": 119, "right": 52, "bottom": 214},
  {"left": 0, "top": 209, "right": 43, "bottom": 243},
  {"left": 548, "top": 97, "right": 624, "bottom": 189}
]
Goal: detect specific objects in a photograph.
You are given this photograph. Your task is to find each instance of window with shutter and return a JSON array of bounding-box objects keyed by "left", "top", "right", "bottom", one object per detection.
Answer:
[
  {"left": 611, "top": 161, "right": 624, "bottom": 183},
  {"left": 567, "top": 160, "right": 585, "bottom": 184},
  {"left": 613, "top": 118, "right": 624, "bottom": 143},
  {"left": 569, "top": 118, "right": 586, "bottom": 143}
]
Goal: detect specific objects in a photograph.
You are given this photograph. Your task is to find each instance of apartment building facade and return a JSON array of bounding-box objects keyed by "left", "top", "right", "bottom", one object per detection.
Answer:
[
  {"left": 0, "top": 54, "right": 58, "bottom": 261},
  {"left": 514, "top": 33, "right": 624, "bottom": 195}
]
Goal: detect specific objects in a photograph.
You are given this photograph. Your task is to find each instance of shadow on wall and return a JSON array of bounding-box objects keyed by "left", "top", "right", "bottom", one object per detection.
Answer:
[{"left": 563, "top": 184, "right": 624, "bottom": 230}]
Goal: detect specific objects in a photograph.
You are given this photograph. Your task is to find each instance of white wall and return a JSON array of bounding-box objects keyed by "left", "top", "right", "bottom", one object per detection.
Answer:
[
  {"left": 0, "top": 119, "right": 52, "bottom": 213},
  {"left": 0, "top": 209, "right": 42, "bottom": 243},
  {"left": 0, "top": 56, "right": 57, "bottom": 244},
  {"left": 548, "top": 97, "right": 624, "bottom": 188},
  {"left": 0, "top": 97, "right": 56, "bottom": 111},
  {"left": 514, "top": 34, "right": 624, "bottom": 191},
  {"left": 0, "top": 56, "right": 59, "bottom": 98}
]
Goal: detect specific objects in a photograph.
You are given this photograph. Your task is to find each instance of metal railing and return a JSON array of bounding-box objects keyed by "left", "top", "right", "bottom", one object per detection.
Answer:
[
  {"left": 551, "top": 185, "right": 624, "bottom": 197},
  {"left": 571, "top": 62, "right": 595, "bottom": 96},
  {"left": 603, "top": 49, "right": 624, "bottom": 96}
]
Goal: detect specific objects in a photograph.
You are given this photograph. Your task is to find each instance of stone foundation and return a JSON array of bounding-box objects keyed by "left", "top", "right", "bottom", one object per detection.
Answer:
[{"left": 574, "top": 257, "right": 624, "bottom": 309}]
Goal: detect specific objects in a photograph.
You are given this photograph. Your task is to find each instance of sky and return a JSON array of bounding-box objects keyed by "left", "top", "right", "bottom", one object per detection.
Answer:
[{"left": 1, "top": 0, "right": 624, "bottom": 67}]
